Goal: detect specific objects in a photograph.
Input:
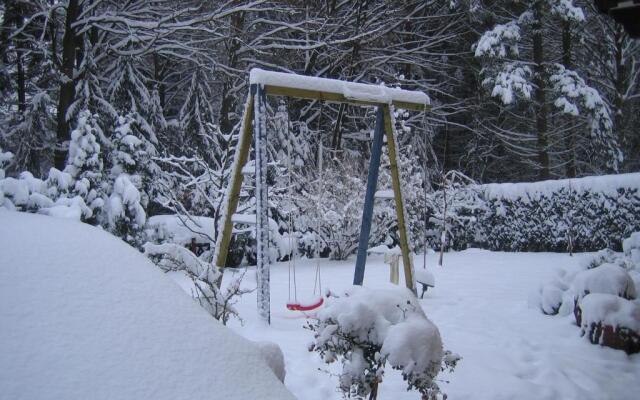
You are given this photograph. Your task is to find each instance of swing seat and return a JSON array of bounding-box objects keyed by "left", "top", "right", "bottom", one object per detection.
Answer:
[{"left": 286, "top": 297, "right": 324, "bottom": 311}]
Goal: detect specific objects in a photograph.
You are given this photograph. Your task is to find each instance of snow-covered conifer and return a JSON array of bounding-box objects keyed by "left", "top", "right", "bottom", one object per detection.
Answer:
[
  {"left": 64, "top": 110, "right": 107, "bottom": 223},
  {"left": 106, "top": 174, "right": 146, "bottom": 249}
]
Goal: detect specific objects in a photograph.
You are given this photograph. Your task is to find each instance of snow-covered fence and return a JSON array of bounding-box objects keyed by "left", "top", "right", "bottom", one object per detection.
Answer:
[{"left": 421, "top": 173, "right": 640, "bottom": 252}]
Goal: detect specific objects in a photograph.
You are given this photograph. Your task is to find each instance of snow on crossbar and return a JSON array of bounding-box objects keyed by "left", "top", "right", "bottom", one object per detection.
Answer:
[{"left": 249, "top": 68, "right": 430, "bottom": 111}]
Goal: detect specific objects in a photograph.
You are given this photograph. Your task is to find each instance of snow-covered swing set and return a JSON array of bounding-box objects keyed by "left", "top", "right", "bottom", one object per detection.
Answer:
[{"left": 214, "top": 68, "right": 430, "bottom": 323}]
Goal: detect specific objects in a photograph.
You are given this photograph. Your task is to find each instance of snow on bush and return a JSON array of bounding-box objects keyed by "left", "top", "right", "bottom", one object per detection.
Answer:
[
  {"left": 576, "top": 293, "right": 640, "bottom": 354},
  {"left": 533, "top": 231, "right": 639, "bottom": 317},
  {"left": 144, "top": 242, "right": 249, "bottom": 325},
  {"left": 623, "top": 232, "right": 640, "bottom": 268},
  {"left": 571, "top": 263, "right": 637, "bottom": 301},
  {"left": 307, "top": 286, "right": 458, "bottom": 399},
  {"left": 578, "top": 293, "right": 640, "bottom": 333},
  {"left": 107, "top": 174, "right": 146, "bottom": 247}
]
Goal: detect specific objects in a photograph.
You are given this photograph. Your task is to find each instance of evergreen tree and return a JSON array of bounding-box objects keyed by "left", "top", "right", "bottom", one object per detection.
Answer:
[{"left": 64, "top": 110, "right": 106, "bottom": 223}]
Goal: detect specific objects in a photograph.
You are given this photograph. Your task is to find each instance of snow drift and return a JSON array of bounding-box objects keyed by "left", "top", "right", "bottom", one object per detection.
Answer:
[{"left": 0, "top": 211, "right": 294, "bottom": 400}]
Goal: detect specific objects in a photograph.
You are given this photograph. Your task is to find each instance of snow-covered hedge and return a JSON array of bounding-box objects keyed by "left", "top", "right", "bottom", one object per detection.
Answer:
[{"left": 423, "top": 173, "right": 640, "bottom": 252}]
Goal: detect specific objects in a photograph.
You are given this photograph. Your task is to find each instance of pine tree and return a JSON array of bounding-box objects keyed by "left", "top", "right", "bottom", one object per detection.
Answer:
[
  {"left": 474, "top": 0, "right": 621, "bottom": 179},
  {"left": 64, "top": 110, "right": 106, "bottom": 223}
]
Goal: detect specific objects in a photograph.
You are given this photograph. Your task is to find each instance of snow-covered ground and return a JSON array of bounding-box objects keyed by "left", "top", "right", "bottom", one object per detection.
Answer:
[
  {"left": 222, "top": 250, "right": 640, "bottom": 400},
  {"left": 0, "top": 211, "right": 294, "bottom": 400},
  {"left": 2, "top": 210, "right": 638, "bottom": 399}
]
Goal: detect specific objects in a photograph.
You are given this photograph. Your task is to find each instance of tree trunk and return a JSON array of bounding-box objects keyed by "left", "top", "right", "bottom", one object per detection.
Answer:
[
  {"left": 16, "top": 45, "right": 26, "bottom": 113},
  {"left": 562, "top": 20, "right": 576, "bottom": 178},
  {"left": 532, "top": 2, "right": 549, "bottom": 180},
  {"left": 613, "top": 25, "right": 626, "bottom": 149},
  {"left": 331, "top": 0, "right": 365, "bottom": 150},
  {"left": 219, "top": 10, "right": 245, "bottom": 135},
  {"left": 54, "top": 0, "right": 81, "bottom": 169}
]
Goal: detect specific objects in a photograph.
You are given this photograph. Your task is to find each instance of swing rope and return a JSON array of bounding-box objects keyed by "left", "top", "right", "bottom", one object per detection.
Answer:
[
  {"left": 421, "top": 106, "right": 430, "bottom": 271},
  {"left": 286, "top": 100, "right": 324, "bottom": 312},
  {"left": 286, "top": 100, "right": 298, "bottom": 305}
]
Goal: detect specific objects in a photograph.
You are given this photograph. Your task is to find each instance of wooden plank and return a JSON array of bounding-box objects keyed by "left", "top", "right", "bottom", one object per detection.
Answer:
[
  {"left": 214, "top": 92, "right": 255, "bottom": 269},
  {"left": 262, "top": 84, "right": 431, "bottom": 112},
  {"left": 382, "top": 104, "right": 416, "bottom": 294}
]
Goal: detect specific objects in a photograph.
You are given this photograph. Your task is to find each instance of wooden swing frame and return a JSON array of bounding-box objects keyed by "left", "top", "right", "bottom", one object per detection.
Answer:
[{"left": 214, "top": 68, "right": 430, "bottom": 323}]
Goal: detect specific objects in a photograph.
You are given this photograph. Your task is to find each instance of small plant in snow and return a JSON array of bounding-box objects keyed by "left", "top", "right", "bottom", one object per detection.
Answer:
[
  {"left": 307, "top": 286, "right": 459, "bottom": 399},
  {"left": 144, "top": 242, "right": 250, "bottom": 325},
  {"left": 106, "top": 174, "right": 146, "bottom": 248}
]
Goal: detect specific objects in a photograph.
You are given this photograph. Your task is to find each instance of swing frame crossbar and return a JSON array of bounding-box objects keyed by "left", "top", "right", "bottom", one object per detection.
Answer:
[{"left": 214, "top": 68, "right": 430, "bottom": 323}]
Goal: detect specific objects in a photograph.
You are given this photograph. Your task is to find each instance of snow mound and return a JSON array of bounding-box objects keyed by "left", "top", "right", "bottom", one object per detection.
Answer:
[
  {"left": 571, "top": 263, "right": 636, "bottom": 300},
  {"left": 0, "top": 211, "right": 294, "bottom": 400},
  {"left": 415, "top": 269, "right": 435, "bottom": 287},
  {"left": 579, "top": 293, "right": 640, "bottom": 332}
]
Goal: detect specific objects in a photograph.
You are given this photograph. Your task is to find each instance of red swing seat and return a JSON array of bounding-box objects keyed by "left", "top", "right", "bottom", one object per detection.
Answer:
[{"left": 286, "top": 296, "right": 324, "bottom": 311}]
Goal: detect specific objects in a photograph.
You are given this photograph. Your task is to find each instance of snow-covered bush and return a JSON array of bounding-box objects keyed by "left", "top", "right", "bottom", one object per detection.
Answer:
[
  {"left": 107, "top": 174, "right": 146, "bottom": 248},
  {"left": 307, "top": 286, "right": 458, "bottom": 399},
  {"left": 64, "top": 110, "right": 107, "bottom": 223},
  {"left": 532, "top": 231, "right": 640, "bottom": 352},
  {"left": 144, "top": 242, "right": 249, "bottom": 325},
  {"left": 306, "top": 159, "right": 367, "bottom": 260},
  {"left": 576, "top": 293, "right": 640, "bottom": 354}
]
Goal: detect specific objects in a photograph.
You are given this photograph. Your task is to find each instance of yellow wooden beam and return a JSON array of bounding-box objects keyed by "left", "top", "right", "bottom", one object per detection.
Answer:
[
  {"left": 382, "top": 104, "right": 416, "bottom": 293},
  {"left": 262, "top": 84, "right": 431, "bottom": 112},
  {"left": 215, "top": 93, "right": 255, "bottom": 269}
]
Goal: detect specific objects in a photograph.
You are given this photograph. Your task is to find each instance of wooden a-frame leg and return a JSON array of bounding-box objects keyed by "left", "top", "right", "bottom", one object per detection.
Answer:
[
  {"left": 214, "top": 92, "right": 255, "bottom": 269},
  {"left": 383, "top": 105, "right": 416, "bottom": 294}
]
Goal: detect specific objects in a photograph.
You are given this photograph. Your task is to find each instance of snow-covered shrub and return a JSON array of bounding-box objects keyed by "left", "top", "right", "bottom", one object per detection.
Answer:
[
  {"left": 533, "top": 231, "right": 639, "bottom": 321},
  {"left": 110, "top": 114, "right": 158, "bottom": 208},
  {"left": 312, "top": 160, "right": 367, "bottom": 260},
  {"left": 0, "top": 155, "right": 92, "bottom": 221},
  {"left": 426, "top": 170, "right": 482, "bottom": 252},
  {"left": 64, "top": 110, "right": 107, "bottom": 223},
  {"left": 0, "top": 149, "right": 11, "bottom": 180},
  {"left": 576, "top": 293, "right": 640, "bottom": 354},
  {"left": 307, "top": 286, "right": 458, "bottom": 399},
  {"left": 571, "top": 264, "right": 636, "bottom": 302},
  {"left": 623, "top": 233, "right": 640, "bottom": 269},
  {"left": 107, "top": 174, "right": 146, "bottom": 248},
  {"left": 144, "top": 242, "right": 249, "bottom": 325}
]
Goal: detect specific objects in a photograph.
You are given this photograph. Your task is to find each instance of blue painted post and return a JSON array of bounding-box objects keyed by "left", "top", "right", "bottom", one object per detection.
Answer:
[{"left": 353, "top": 106, "right": 385, "bottom": 285}]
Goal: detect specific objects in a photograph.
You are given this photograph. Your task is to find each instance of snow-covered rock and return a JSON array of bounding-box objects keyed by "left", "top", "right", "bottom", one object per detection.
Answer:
[{"left": 0, "top": 211, "right": 294, "bottom": 400}]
